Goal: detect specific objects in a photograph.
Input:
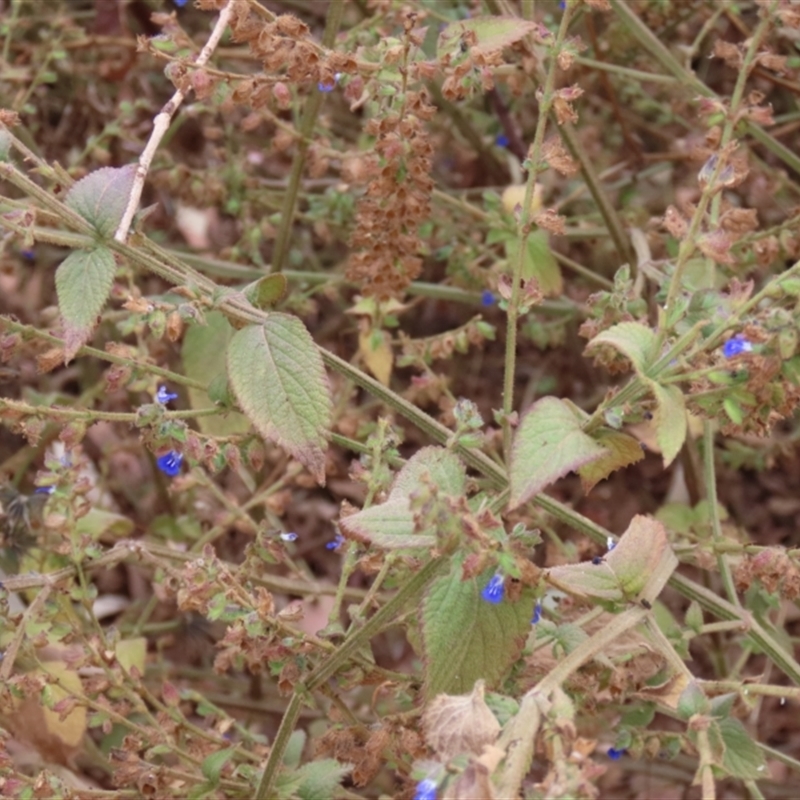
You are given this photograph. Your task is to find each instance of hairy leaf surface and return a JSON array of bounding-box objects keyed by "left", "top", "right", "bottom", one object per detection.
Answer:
[
  {"left": 509, "top": 396, "right": 606, "bottom": 508},
  {"left": 227, "top": 316, "right": 331, "bottom": 483},
  {"left": 55, "top": 246, "right": 116, "bottom": 361},
  {"left": 64, "top": 164, "right": 136, "bottom": 237}
]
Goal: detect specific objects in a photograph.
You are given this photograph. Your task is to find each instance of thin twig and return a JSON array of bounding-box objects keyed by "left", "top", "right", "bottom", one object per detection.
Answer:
[{"left": 114, "top": 1, "right": 234, "bottom": 243}]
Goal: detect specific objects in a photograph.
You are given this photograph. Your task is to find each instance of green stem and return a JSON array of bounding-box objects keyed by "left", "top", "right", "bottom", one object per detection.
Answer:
[
  {"left": 502, "top": 1, "right": 576, "bottom": 460},
  {"left": 270, "top": 0, "right": 345, "bottom": 273},
  {"left": 0, "top": 316, "right": 207, "bottom": 391},
  {"left": 306, "top": 556, "right": 447, "bottom": 691},
  {"left": 702, "top": 422, "right": 739, "bottom": 606},
  {"left": 253, "top": 691, "right": 305, "bottom": 800},
  {"left": 572, "top": 54, "right": 678, "bottom": 84},
  {"left": 254, "top": 556, "right": 448, "bottom": 800},
  {"left": 0, "top": 397, "right": 219, "bottom": 424}
]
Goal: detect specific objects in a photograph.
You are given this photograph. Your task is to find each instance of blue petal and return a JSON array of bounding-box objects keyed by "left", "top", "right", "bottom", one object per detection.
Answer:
[
  {"left": 326, "top": 533, "right": 345, "bottom": 551},
  {"left": 608, "top": 747, "right": 626, "bottom": 760},
  {"left": 481, "top": 289, "right": 496, "bottom": 307},
  {"left": 155, "top": 385, "right": 179, "bottom": 404},
  {"left": 495, "top": 134, "right": 510, "bottom": 148},
  {"left": 174, "top": 0, "right": 188, "bottom": 6},
  {"left": 531, "top": 601, "right": 542, "bottom": 624},
  {"left": 481, "top": 573, "right": 505, "bottom": 604},
  {"left": 280, "top": 532, "right": 298, "bottom": 542},
  {"left": 722, "top": 336, "right": 752, "bottom": 359},
  {"left": 157, "top": 451, "right": 183, "bottom": 477},
  {"left": 413, "top": 778, "right": 437, "bottom": 800}
]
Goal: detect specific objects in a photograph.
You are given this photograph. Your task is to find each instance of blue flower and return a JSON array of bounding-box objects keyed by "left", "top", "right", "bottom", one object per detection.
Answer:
[
  {"left": 481, "top": 573, "right": 505, "bottom": 604},
  {"left": 280, "top": 532, "right": 298, "bottom": 542},
  {"left": 722, "top": 336, "right": 753, "bottom": 359},
  {"left": 608, "top": 747, "right": 626, "bottom": 760},
  {"left": 155, "top": 385, "right": 178, "bottom": 404},
  {"left": 607, "top": 536, "right": 617, "bottom": 552},
  {"left": 413, "top": 778, "right": 437, "bottom": 800},
  {"left": 532, "top": 601, "right": 542, "bottom": 624},
  {"left": 21, "top": 248, "right": 35, "bottom": 260},
  {"left": 174, "top": 0, "right": 188, "bottom": 6},
  {"left": 318, "top": 73, "right": 341, "bottom": 92},
  {"left": 495, "top": 133, "right": 510, "bottom": 149},
  {"left": 481, "top": 289, "right": 496, "bottom": 307},
  {"left": 34, "top": 485, "right": 55, "bottom": 495},
  {"left": 157, "top": 451, "right": 183, "bottom": 477},
  {"left": 326, "top": 533, "right": 345, "bottom": 551}
]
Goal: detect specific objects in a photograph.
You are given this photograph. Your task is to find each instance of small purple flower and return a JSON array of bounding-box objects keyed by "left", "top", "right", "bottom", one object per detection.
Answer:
[
  {"left": 413, "top": 778, "right": 437, "bottom": 800},
  {"left": 21, "top": 248, "right": 35, "bottom": 261},
  {"left": 722, "top": 336, "right": 753, "bottom": 359},
  {"left": 608, "top": 747, "right": 626, "bottom": 761},
  {"left": 174, "top": 0, "right": 188, "bottom": 6},
  {"left": 481, "top": 289, "right": 496, "bottom": 307},
  {"left": 326, "top": 533, "right": 345, "bottom": 551},
  {"left": 532, "top": 601, "right": 542, "bottom": 624},
  {"left": 34, "top": 485, "right": 55, "bottom": 495},
  {"left": 495, "top": 134, "right": 510, "bottom": 149},
  {"left": 155, "top": 386, "right": 178, "bottom": 404},
  {"left": 481, "top": 573, "right": 505, "bottom": 605},
  {"left": 157, "top": 451, "right": 183, "bottom": 477},
  {"left": 280, "top": 532, "right": 298, "bottom": 542},
  {"left": 317, "top": 73, "right": 341, "bottom": 92}
]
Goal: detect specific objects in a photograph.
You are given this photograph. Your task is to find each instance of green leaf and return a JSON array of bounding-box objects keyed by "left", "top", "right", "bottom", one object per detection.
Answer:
[
  {"left": 421, "top": 564, "right": 535, "bottom": 698},
  {"left": 340, "top": 447, "right": 465, "bottom": 549},
  {"left": 780, "top": 276, "right": 800, "bottom": 296},
  {"left": 282, "top": 730, "right": 306, "bottom": 770},
  {"left": 55, "top": 246, "right": 116, "bottom": 362},
  {"left": 677, "top": 681, "right": 710, "bottom": 720},
  {"left": 650, "top": 382, "right": 687, "bottom": 467},
  {"left": 723, "top": 396, "right": 744, "bottom": 425},
  {"left": 243, "top": 274, "right": 288, "bottom": 309},
  {"left": 64, "top": 164, "right": 136, "bottom": 237},
  {"left": 506, "top": 231, "right": 562, "bottom": 296},
  {"left": 438, "top": 17, "right": 537, "bottom": 58},
  {"left": 201, "top": 747, "right": 237, "bottom": 786},
  {"left": 685, "top": 600, "right": 703, "bottom": 634},
  {"left": 546, "top": 515, "right": 678, "bottom": 605},
  {"left": 74, "top": 508, "right": 134, "bottom": 540},
  {"left": 227, "top": 316, "right": 331, "bottom": 484},
  {"left": 585, "top": 322, "right": 657, "bottom": 376},
  {"left": 182, "top": 311, "right": 249, "bottom": 436},
  {"left": 293, "top": 759, "right": 352, "bottom": 800},
  {"left": 578, "top": 429, "right": 644, "bottom": 493},
  {"left": 621, "top": 703, "right": 656, "bottom": 727},
  {"left": 710, "top": 693, "right": 737, "bottom": 719},
  {"left": 115, "top": 637, "right": 147, "bottom": 674},
  {"left": 509, "top": 397, "right": 607, "bottom": 509},
  {"left": 716, "top": 718, "right": 767, "bottom": 780},
  {"left": 550, "top": 622, "right": 589, "bottom": 655}
]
